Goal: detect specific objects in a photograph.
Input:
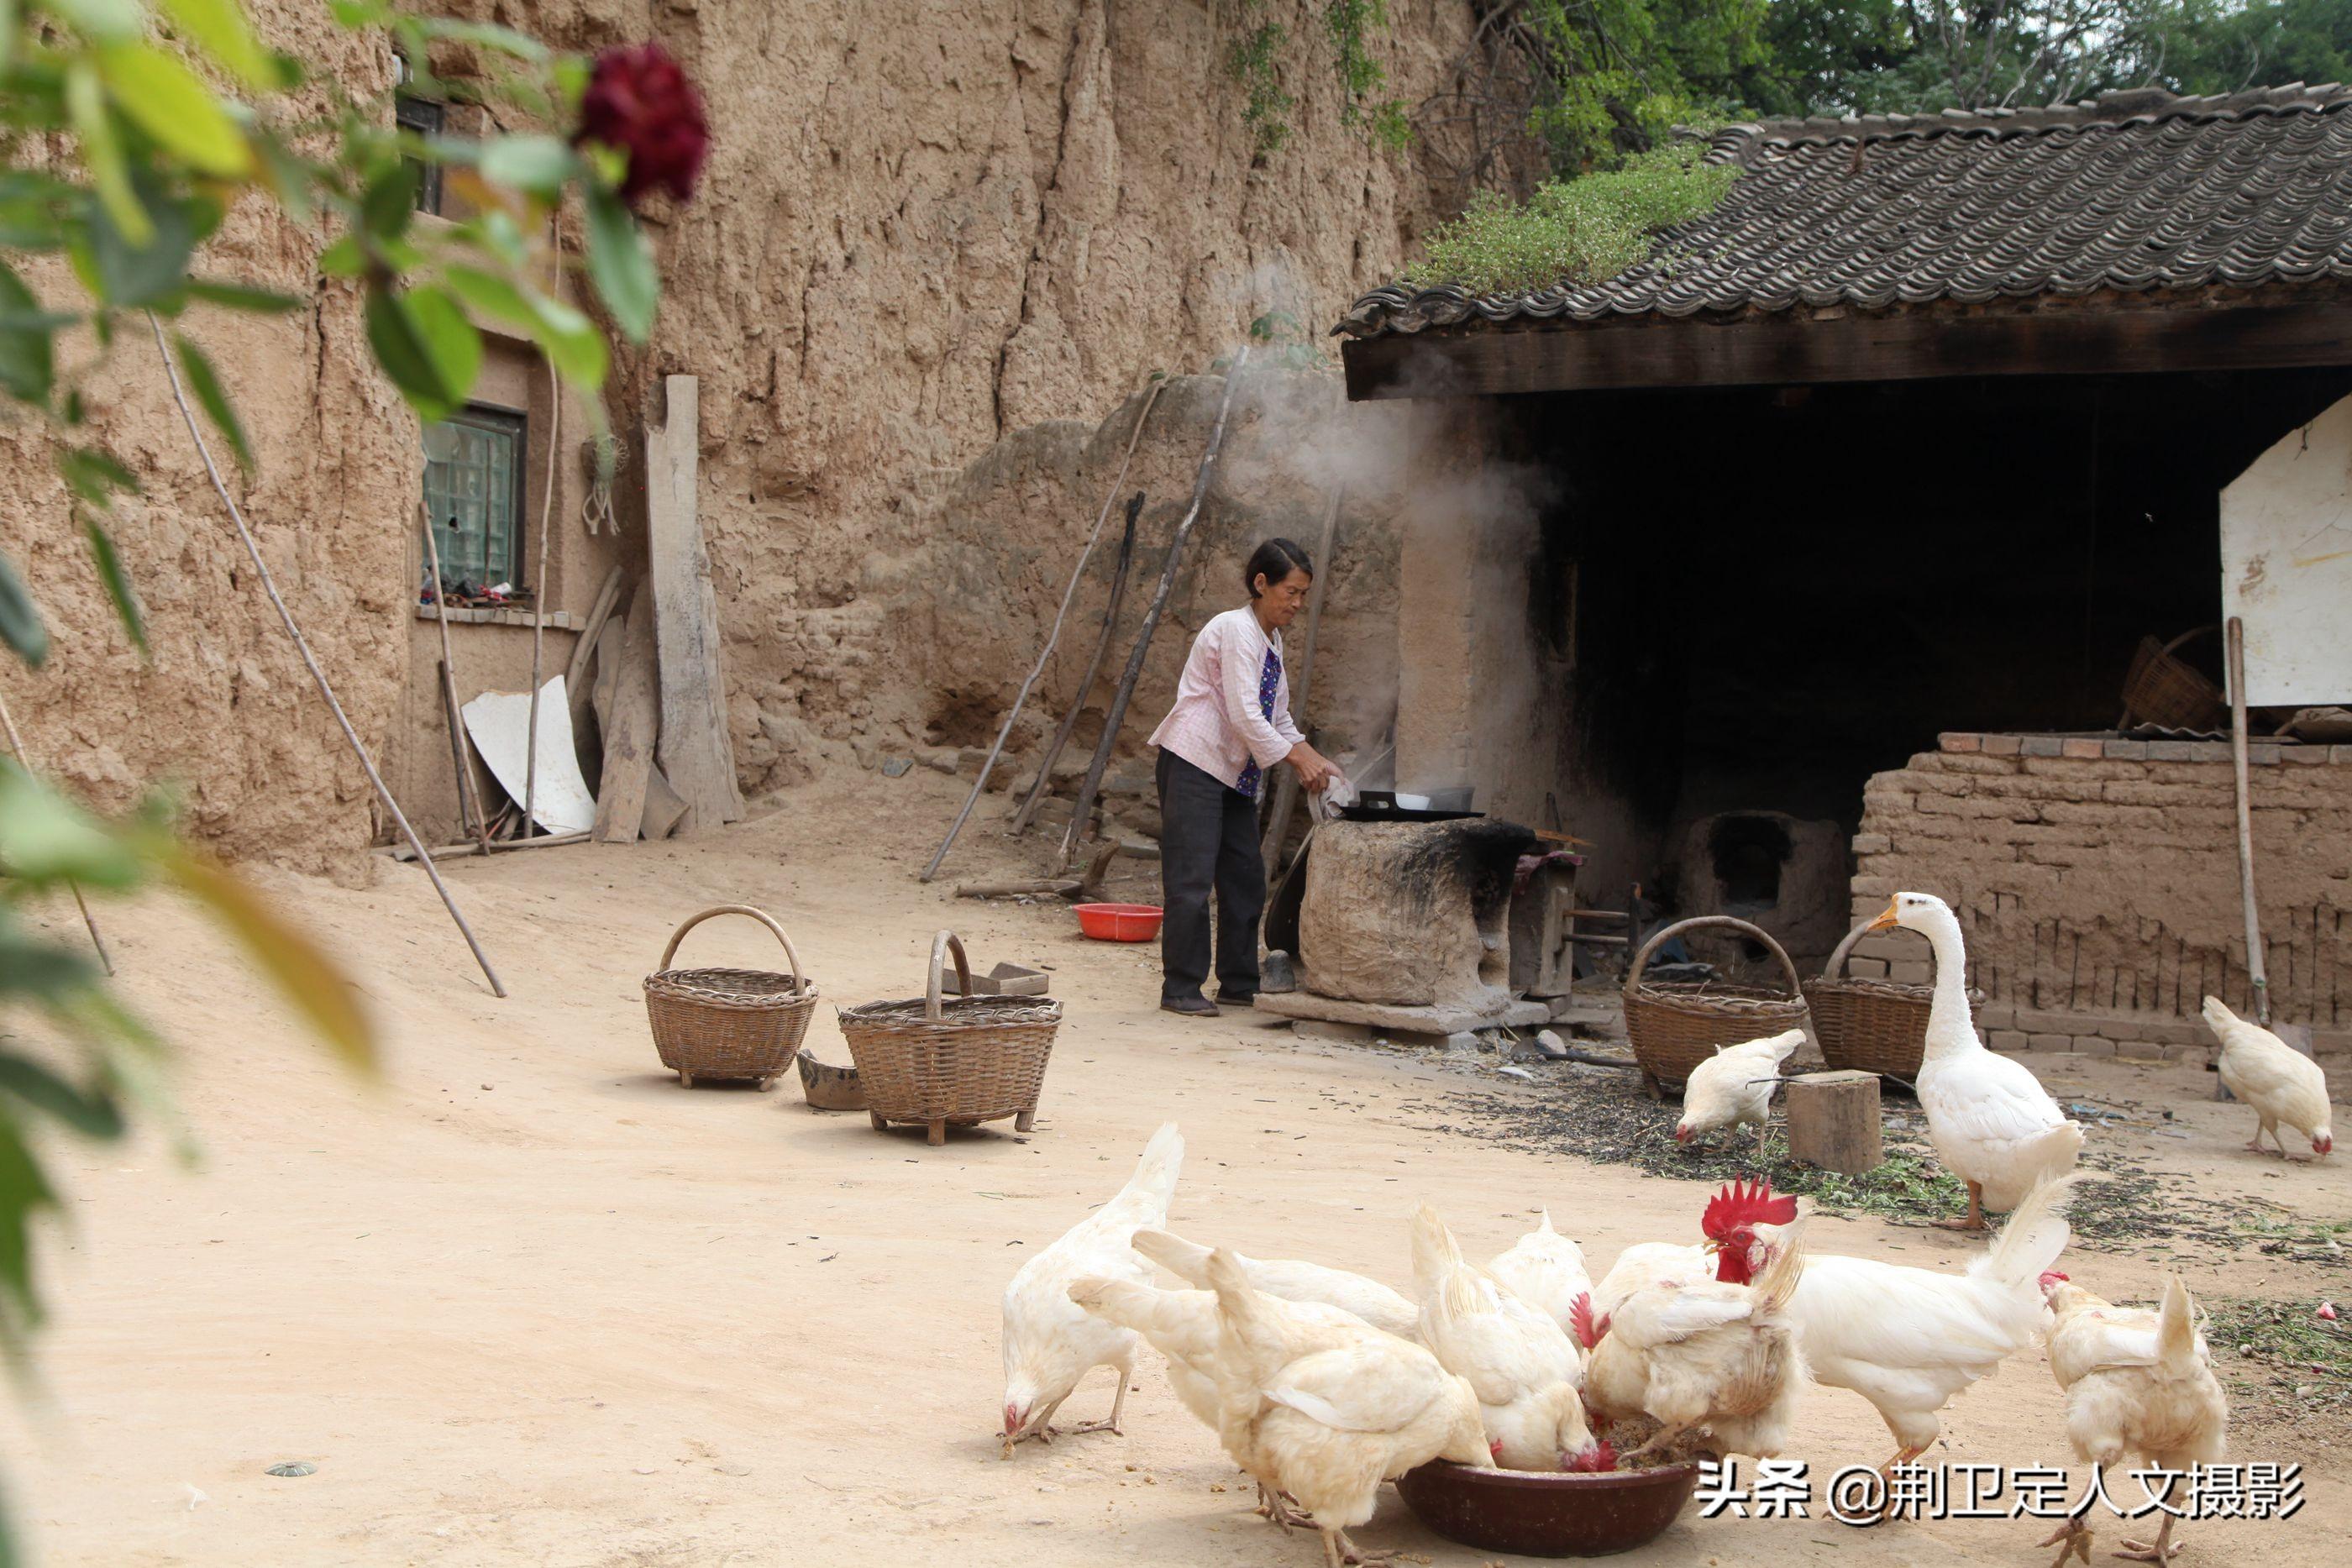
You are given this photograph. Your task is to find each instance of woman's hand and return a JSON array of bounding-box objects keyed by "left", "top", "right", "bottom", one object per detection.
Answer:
[{"left": 1284, "top": 743, "right": 1341, "bottom": 794}]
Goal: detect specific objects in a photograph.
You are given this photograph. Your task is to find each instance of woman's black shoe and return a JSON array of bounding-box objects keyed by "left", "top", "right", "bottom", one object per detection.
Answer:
[{"left": 1161, "top": 996, "right": 1221, "bottom": 1017}]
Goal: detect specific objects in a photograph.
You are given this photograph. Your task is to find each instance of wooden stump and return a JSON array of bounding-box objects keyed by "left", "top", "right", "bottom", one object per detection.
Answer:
[{"left": 1785, "top": 1069, "right": 1883, "bottom": 1175}]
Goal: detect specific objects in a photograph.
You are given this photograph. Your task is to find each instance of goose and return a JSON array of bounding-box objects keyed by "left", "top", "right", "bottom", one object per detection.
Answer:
[{"left": 1868, "top": 892, "right": 2083, "bottom": 1230}]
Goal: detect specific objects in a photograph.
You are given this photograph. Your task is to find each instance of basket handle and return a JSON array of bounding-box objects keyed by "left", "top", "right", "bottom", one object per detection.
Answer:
[
  {"left": 1628, "top": 915, "right": 1802, "bottom": 999},
  {"left": 656, "top": 905, "right": 805, "bottom": 991},
  {"left": 1820, "top": 914, "right": 1929, "bottom": 981},
  {"left": 926, "top": 931, "right": 973, "bottom": 1020}
]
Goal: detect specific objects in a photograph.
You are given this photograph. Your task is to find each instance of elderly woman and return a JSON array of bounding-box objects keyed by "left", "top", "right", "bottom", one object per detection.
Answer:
[{"left": 1146, "top": 538, "right": 1340, "bottom": 1016}]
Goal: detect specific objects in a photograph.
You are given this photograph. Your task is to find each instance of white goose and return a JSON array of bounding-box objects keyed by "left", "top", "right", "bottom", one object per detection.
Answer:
[{"left": 1869, "top": 891, "right": 2084, "bottom": 1230}]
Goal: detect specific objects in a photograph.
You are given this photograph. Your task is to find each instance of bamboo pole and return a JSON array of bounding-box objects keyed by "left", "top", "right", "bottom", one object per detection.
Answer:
[
  {"left": 2226, "top": 616, "right": 2269, "bottom": 1025},
  {"left": 1259, "top": 481, "right": 1343, "bottom": 877},
  {"left": 1060, "top": 349, "right": 1252, "bottom": 869},
  {"left": 0, "top": 690, "right": 114, "bottom": 974},
  {"left": 920, "top": 380, "right": 1166, "bottom": 882},
  {"left": 418, "top": 501, "right": 491, "bottom": 853},
  {"left": 386, "top": 830, "right": 591, "bottom": 863},
  {"left": 1013, "top": 496, "right": 1141, "bottom": 836},
  {"left": 148, "top": 314, "right": 507, "bottom": 999},
  {"left": 522, "top": 333, "right": 563, "bottom": 838}
]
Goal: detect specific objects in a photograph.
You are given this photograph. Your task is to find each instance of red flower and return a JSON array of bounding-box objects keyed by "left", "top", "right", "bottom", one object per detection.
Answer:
[{"left": 575, "top": 43, "right": 708, "bottom": 207}]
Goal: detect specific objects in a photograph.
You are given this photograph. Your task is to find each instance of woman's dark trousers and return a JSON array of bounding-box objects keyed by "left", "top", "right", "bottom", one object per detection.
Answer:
[{"left": 1156, "top": 749, "right": 1266, "bottom": 1003}]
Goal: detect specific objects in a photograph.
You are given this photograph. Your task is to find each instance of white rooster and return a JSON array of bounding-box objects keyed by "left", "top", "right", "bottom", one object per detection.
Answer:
[
  {"left": 1136, "top": 1226, "right": 1420, "bottom": 1340},
  {"left": 1725, "top": 1173, "right": 2078, "bottom": 1478},
  {"left": 1486, "top": 1211, "right": 1592, "bottom": 1335},
  {"left": 1676, "top": 1028, "right": 1803, "bottom": 1154},
  {"left": 2037, "top": 1272, "right": 2227, "bottom": 1565},
  {"left": 1409, "top": 1204, "right": 1605, "bottom": 1471},
  {"left": 1000, "top": 1122, "right": 1183, "bottom": 1453},
  {"left": 1205, "top": 1247, "right": 1491, "bottom": 1568},
  {"left": 1871, "top": 892, "right": 2083, "bottom": 1230},
  {"left": 2202, "top": 995, "right": 2334, "bottom": 1159}
]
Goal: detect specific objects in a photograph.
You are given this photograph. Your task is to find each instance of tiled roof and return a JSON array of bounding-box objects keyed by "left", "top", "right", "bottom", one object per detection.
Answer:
[{"left": 1338, "top": 85, "right": 2352, "bottom": 338}]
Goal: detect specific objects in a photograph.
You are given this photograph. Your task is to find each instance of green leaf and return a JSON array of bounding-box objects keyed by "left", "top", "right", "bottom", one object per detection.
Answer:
[
  {"left": 414, "top": 16, "right": 548, "bottom": 60},
  {"left": 527, "top": 294, "right": 606, "bottom": 388},
  {"left": 325, "top": 0, "right": 386, "bottom": 25},
  {"left": 477, "top": 134, "right": 576, "bottom": 197},
  {"left": 0, "top": 264, "right": 55, "bottom": 403},
  {"left": 0, "top": 171, "right": 70, "bottom": 250},
  {"left": 364, "top": 285, "right": 475, "bottom": 421},
  {"left": 440, "top": 263, "right": 537, "bottom": 329},
  {"left": 72, "top": 183, "right": 205, "bottom": 307},
  {"left": 46, "top": 0, "right": 143, "bottom": 42},
  {"left": 55, "top": 445, "right": 140, "bottom": 505},
  {"left": 186, "top": 279, "right": 305, "bottom": 314},
  {"left": 0, "top": 1055, "right": 123, "bottom": 1141},
  {"left": 360, "top": 163, "right": 417, "bottom": 239},
  {"left": 97, "top": 43, "right": 251, "bottom": 178},
  {"left": 0, "top": 0, "right": 14, "bottom": 75},
  {"left": 159, "top": 0, "right": 276, "bottom": 90},
  {"left": 162, "top": 850, "right": 376, "bottom": 1074},
  {"left": 171, "top": 334, "right": 255, "bottom": 474},
  {"left": 64, "top": 58, "right": 150, "bottom": 246},
  {"left": 254, "top": 132, "right": 314, "bottom": 228},
  {"left": 0, "top": 762, "right": 143, "bottom": 887},
  {"left": 83, "top": 516, "right": 147, "bottom": 654},
  {"left": 316, "top": 233, "right": 365, "bottom": 278},
  {"left": 584, "top": 185, "right": 656, "bottom": 343},
  {"left": 0, "top": 1104, "right": 60, "bottom": 1344},
  {"left": 0, "top": 554, "right": 45, "bottom": 669}
]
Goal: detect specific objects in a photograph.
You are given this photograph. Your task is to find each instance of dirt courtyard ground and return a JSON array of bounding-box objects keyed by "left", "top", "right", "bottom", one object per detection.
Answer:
[{"left": 3, "top": 768, "right": 2344, "bottom": 1566}]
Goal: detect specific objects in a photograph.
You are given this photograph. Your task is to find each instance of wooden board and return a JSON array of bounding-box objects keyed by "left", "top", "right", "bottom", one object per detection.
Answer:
[
  {"left": 594, "top": 584, "right": 657, "bottom": 843},
  {"left": 642, "top": 765, "right": 690, "bottom": 841},
  {"left": 1342, "top": 299, "right": 2352, "bottom": 401},
  {"left": 645, "top": 375, "right": 743, "bottom": 829}
]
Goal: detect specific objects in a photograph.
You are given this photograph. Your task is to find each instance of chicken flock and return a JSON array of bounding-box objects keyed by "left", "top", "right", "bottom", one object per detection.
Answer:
[{"left": 993, "top": 889, "right": 2328, "bottom": 1564}]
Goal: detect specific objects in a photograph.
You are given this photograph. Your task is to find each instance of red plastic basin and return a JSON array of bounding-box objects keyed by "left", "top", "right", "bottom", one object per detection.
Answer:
[{"left": 1074, "top": 903, "right": 1163, "bottom": 942}]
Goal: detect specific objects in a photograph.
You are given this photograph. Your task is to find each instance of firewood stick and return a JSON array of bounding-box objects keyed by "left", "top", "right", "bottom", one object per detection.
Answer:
[
  {"left": 386, "top": 831, "right": 591, "bottom": 863},
  {"left": 921, "top": 380, "right": 1165, "bottom": 881},
  {"left": 1013, "top": 493, "right": 1142, "bottom": 836},
  {"left": 0, "top": 689, "right": 114, "bottom": 975},
  {"left": 1061, "top": 349, "right": 1252, "bottom": 869},
  {"left": 2226, "top": 615, "right": 2269, "bottom": 1025},
  {"left": 149, "top": 313, "right": 507, "bottom": 999},
  {"left": 564, "top": 563, "right": 627, "bottom": 732},
  {"left": 419, "top": 501, "right": 491, "bottom": 853},
  {"left": 1260, "top": 478, "right": 1343, "bottom": 876},
  {"left": 522, "top": 319, "right": 563, "bottom": 840}
]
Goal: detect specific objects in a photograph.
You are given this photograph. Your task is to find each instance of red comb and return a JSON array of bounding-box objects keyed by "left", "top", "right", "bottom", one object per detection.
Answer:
[
  {"left": 1567, "top": 1292, "right": 1603, "bottom": 1351},
  {"left": 1566, "top": 1438, "right": 1618, "bottom": 1473},
  {"left": 1700, "top": 1177, "right": 1798, "bottom": 1240}
]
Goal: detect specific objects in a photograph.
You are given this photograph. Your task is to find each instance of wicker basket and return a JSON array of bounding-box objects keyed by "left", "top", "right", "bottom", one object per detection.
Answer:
[
  {"left": 2119, "top": 626, "right": 2226, "bottom": 732},
  {"left": 643, "top": 905, "right": 817, "bottom": 1088},
  {"left": 1623, "top": 915, "right": 1810, "bottom": 1093},
  {"left": 1805, "top": 918, "right": 1981, "bottom": 1082},
  {"left": 837, "top": 931, "right": 1063, "bottom": 1146}
]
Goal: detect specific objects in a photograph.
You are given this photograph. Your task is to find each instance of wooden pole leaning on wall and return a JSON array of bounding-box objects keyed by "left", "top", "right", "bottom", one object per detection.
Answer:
[
  {"left": 1060, "top": 348, "right": 1252, "bottom": 870},
  {"left": 417, "top": 501, "right": 492, "bottom": 854},
  {"left": 2226, "top": 615, "right": 2270, "bottom": 1026},
  {"left": 1259, "top": 480, "right": 1343, "bottom": 877},
  {"left": 1012, "top": 495, "right": 1141, "bottom": 836},
  {"left": 0, "top": 690, "right": 114, "bottom": 974},
  {"left": 920, "top": 380, "right": 1166, "bottom": 882},
  {"left": 522, "top": 347, "right": 563, "bottom": 839},
  {"left": 148, "top": 314, "right": 507, "bottom": 999}
]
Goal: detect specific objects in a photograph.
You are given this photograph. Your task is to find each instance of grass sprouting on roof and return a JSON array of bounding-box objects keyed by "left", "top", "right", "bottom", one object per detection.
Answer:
[{"left": 1404, "top": 141, "right": 1738, "bottom": 298}]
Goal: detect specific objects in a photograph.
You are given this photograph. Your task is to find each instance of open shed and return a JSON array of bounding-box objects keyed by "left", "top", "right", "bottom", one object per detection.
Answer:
[{"left": 1336, "top": 86, "right": 2352, "bottom": 1084}]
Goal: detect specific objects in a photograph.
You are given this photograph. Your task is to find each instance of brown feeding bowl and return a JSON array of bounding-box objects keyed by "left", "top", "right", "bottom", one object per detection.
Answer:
[{"left": 1394, "top": 1460, "right": 1699, "bottom": 1558}]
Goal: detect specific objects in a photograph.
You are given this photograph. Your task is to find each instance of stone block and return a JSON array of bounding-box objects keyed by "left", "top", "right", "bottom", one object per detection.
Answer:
[
  {"left": 2021, "top": 735, "right": 2066, "bottom": 758},
  {"left": 1982, "top": 733, "right": 2024, "bottom": 756},
  {"left": 2249, "top": 742, "right": 2284, "bottom": 766},
  {"left": 2146, "top": 740, "right": 2195, "bottom": 762},
  {"left": 1940, "top": 732, "right": 1983, "bottom": 753},
  {"left": 1851, "top": 875, "right": 1896, "bottom": 897},
  {"left": 2069, "top": 1036, "right": 2119, "bottom": 1057},
  {"left": 1976, "top": 1002, "right": 2017, "bottom": 1030},
  {"left": 2027, "top": 1033, "right": 2073, "bottom": 1052},
  {"left": 2188, "top": 742, "right": 2233, "bottom": 763},
  {"left": 2061, "top": 737, "right": 2106, "bottom": 759},
  {"left": 1989, "top": 1030, "right": 2029, "bottom": 1051},
  {"left": 2101, "top": 738, "right": 2150, "bottom": 760},
  {"left": 1845, "top": 957, "right": 1889, "bottom": 979},
  {"left": 2281, "top": 744, "right": 2328, "bottom": 765},
  {"left": 1851, "top": 832, "right": 1891, "bottom": 855},
  {"left": 1934, "top": 753, "right": 2025, "bottom": 776},
  {"left": 2332, "top": 746, "right": 2352, "bottom": 765},
  {"left": 1887, "top": 960, "right": 1933, "bottom": 986},
  {"left": 2113, "top": 1040, "right": 2171, "bottom": 1062}
]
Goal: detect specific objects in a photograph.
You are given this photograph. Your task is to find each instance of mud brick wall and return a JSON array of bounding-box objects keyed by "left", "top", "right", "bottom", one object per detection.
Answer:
[{"left": 1846, "top": 733, "right": 2352, "bottom": 1097}]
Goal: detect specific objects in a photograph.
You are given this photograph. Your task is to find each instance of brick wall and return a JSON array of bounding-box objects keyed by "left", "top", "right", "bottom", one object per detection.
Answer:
[{"left": 1848, "top": 733, "right": 2352, "bottom": 1095}]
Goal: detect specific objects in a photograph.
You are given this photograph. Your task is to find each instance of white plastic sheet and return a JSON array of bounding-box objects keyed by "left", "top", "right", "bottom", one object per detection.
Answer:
[
  {"left": 2221, "top": 396, "right": 2352, "bottom": 706},
  {"left": 461, "top": 674, "right": 596, "bottom": 835}
]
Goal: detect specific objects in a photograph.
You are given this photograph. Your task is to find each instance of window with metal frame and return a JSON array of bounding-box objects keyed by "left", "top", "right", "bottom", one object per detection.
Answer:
[
  {"left": 395, "top": 92, "right": 444, "bottom": 215},
  {"left": 421, "top": 406, "right": 527, "bottom": 592}
]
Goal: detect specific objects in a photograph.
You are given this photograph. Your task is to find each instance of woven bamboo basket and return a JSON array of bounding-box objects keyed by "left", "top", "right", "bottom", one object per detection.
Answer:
[
  {"left": 837, "top": 931, "right": 1063, "bottom": 1146},
  {"left": 2119, "top": 626, "right": 2226, "bottom": 732},
  {"left": 1623, "top": 915, "right": 1809, "bottom": 1094},
  {"left": 643, "top": 905, "right": 817, "bottom": 1088},
  {"left": 1805, "top": 919, "right": 1982, "bottom": 1082}
]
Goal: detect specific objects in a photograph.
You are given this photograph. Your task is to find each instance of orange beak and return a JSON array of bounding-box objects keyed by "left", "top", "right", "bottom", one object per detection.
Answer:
[{"left": 1866, "top": 897, "right": 1900, "bottom": 933}]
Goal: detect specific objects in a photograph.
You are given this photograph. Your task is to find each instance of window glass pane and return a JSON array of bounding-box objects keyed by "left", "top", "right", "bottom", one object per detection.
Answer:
[{"left": 420, "top": 406, "right": 526, "bottom": 594}]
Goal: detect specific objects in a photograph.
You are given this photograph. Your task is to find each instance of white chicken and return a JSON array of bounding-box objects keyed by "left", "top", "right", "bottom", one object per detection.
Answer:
[
  {"left": 1205, "top": 1246, "right": 1491, "bottom": 1568},
  {"left": 1573, "top": 1208, "right": 1809, "bottom": 1460},
  {"left": 1409, "top": 1204, "right": 1605, "bottom": 1471},
  {"left": 1000, "top": 1122, "right": 1184, "bottom": 1453},
  {"left": 1727, "top": 1173, "right": 2078, "bottom": 1478},
  {"left": 2202, "top": 995, "right": 2334, "bottom": 1159},
  {"left": 1676, "top": 1028, "right": 1803, "bottom": 1154},
  {"left": 1590, "top": 1239, "right": 1714, "bottom": 1320},
  {"left": 1872, "top": 891, "right": 2083, "bottom": 1230},
  {"left": 1136, "top": 1226, "right": 1420, "bottom": 1340},
  {"left": 2037, "top": 1272, "right": 2227, "bottom": 1565},
  {"left": 1486, "top": 1210, "right": 1593, "bottom": 1335}
]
